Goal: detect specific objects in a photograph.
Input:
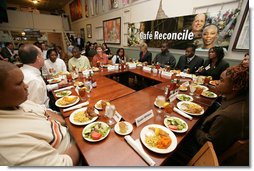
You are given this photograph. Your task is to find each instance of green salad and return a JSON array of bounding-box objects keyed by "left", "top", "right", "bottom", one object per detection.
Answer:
[
  {"left": 166, "top": 118, "right": 187, "bottom": 131},
  {"left": 203, "top": 91, "right": 215, "bottom": 97},
  {"left": 178, "top": 94, "right": 192, "bottom": 101},
  {"left": 56, "top": 91, "right": 70, "bottom": 97},
  {"left": 83, "top": 122, "right": 110, "bottom": 140}
]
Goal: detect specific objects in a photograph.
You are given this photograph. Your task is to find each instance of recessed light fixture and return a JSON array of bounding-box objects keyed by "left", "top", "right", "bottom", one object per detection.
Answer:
[{"left": 32, "top": 0, "right": 39, "bottom": 4}]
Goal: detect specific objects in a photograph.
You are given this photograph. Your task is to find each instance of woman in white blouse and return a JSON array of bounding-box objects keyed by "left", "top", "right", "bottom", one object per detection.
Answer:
[
  {"left": 111, "top": 48, "right": 126, "bottom": 64},
  {"left": 42, "top": 49, "right": 67, "bottom": 76}
]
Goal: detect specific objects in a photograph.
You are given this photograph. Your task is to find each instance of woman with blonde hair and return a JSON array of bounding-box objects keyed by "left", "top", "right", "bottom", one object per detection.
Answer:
[{"left": 138, "top": 43, "right": 152, "bottom": 64}]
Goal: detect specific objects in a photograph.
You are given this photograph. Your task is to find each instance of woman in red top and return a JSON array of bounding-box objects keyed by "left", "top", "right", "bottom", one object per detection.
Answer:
[{"left": 92, "top": 46, "right": 109, "bottom": 67}]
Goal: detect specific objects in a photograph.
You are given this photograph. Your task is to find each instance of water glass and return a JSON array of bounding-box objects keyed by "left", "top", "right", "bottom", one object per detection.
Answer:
[
  {"left": 189, "top": 83, "right": 196, "bottom": 96},
  {"left": 156, "top": 95, "right": 166, "bottom": 114},
  {"left": 84, "top": 81, "right": 92, "bottom": 98}
]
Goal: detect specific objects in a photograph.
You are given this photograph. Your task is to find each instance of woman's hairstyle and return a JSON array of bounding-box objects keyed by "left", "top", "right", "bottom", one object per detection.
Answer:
[
  {"left": 102, "top": 43, "right": 108, "bottom": 49},
  {"left": 202, "top": 24, "right": 219, "bottom": 34},
  {"left": 116, "top": 48, "right": 125, "bottom": 58},
  {"left": 209, "top": 46, "right": 225, "bottom": 65},
  {"left": 46, "top": 48, "right": 58, "bottom": 59},
  {"left": 225, "top": 65, "right": 249, "bottom": 94},
  {"left": 140, "top": 43, "right": 148, "bottom": 50}
]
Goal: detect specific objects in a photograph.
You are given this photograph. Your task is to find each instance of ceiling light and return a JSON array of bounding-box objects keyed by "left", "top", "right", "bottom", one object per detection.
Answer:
[{"left": 32, "top": 0, "right": 39, "bottom": 4}]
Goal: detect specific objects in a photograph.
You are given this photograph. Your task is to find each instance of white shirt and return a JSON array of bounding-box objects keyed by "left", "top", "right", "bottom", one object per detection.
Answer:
[
  {"left": 21, "top": 65, "right": 58, "bottom": 107},
  {"left": 42, "top": 58, "right": 67, "bottom": 76},
  {"left": 42, "top": 50, "right": 47, "bottom": 60},
  {"left": 111, "top": 55, "right": 126, "bottom": 64}
]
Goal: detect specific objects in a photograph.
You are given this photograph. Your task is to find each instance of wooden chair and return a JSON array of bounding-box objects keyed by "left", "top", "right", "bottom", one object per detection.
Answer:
[
  {"left": 219, "top": 139, "right": 249, "bottom": 166},
  {"left": 188, "top": 141, "right": 219, "bottom": 166}
]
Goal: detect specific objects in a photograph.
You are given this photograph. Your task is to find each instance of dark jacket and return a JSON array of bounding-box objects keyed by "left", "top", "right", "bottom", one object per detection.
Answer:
[
  {"left": 199, "top": 59, "right": 229, "bottom": 80},
  {"left": 75, "top": 37, "right": 84, "bottom": 50},
  {"left": 0, "top": 47, "right": 13, "bottom": 62},
  {"left": 195, "top": 95, "right": 249, "bottom": 155},
  {"left": 139, "top": 51, "right": 152, "bottom": 65},
  {"left": 153, "top": 51, "right": 176, "bottom": 68},
  {"left": 175, "top": 55, "right": 204, "bottom": 74}
]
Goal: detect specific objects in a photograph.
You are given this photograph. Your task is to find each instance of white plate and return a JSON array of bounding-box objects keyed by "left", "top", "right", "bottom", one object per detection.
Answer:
[
  {"left": 55, "top": 90, "right": 72, "bottom": 98},
  {"left": 55, "top": 95, "right": 80, "bottom": 108},
  {"left": 154, "top": 101, "right": 169, "bottom": 109},
  {"left": 69, "top": 107, "right": 99, "bottom": 126},
  {"left": 47, "top": 77, "right": 61, "bottom": 84},
  {"left": 164, "top": 116, "right": 188, "bottom": 133},
  {"left": 201, "top": 91, "right": 218, "bottom": 98},
  {"left": 176, "top": 94, "right": 193, "bottom": 102},
  {"left": 114, "top": 121, "right": 133, "bottom": 136},
  {"left": 82, "top": 122, "right": 110, "bottom": 142},
  {"left": 94, "top": 100, "right": 110, "bottom": 110},
  {"left": 177, "top": 101, "right": 204, "bottom": 116},
  {"left": 195, "top": 85, "right": 209, "bottom": 91},
  {"left": 92, "top": 67, "right": 99, "bottom": 72},
  {"left": 140, "top": 124, "right": 177, "bottom": 154}
]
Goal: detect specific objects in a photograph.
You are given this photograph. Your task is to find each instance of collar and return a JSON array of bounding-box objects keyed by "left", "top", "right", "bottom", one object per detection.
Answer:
[
  {"left": 187, "top": 55, "right": 195, "bottom": 62},
  {"left": 22, "top": 64, "right": 41, "bottom": 76}
]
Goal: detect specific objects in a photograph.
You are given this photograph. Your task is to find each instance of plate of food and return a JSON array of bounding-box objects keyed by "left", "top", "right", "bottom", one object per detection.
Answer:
[
  {"left": 94, "top": 100, "right": 110, "bottom": 110},
  {"left": 177, "top": 101, "right": 204, "bottom": 116},
  {"left": 74, "top": 81, "right": 84, "bottom": 87},
  {"left": 55, "top": 95, "right": 80, "bottom": 108},
  {"left": 164, "top": 116, "right": 188, "bottom": 133},
  {"left": 179, "top": 85, "right": 188, "bottom": 91},
  {"left": 140, "top": 124, "right": 177, "bottom": 154},
  {"left": 92, "top": 67, "right": 99, "bottom": 72},
  {"left": 195, "top": 85, "right": 209, "bottom": 91},
  {"left": 114, "top": 121, "right": 133, "bottom": 136},
  {"left": 209, "top": 80, "right": 219, "bottom": 86},
  {"left": 201, "top": 91, "right": 218, "bottom": 98},
  {"left": 82, "top": 121, "right": 110, "bottom": 142},
  {"left": 176, "top": 94, "right": 193, "bottom": 102},
  {"left": 47, "top": 77, "right": 61, "bottom": 84},
  {"left": 55, "top": 90, "right": 72, "bottom": 98},
  {"left": 69, "top": 107, "right": 99, "bottom": 126}
]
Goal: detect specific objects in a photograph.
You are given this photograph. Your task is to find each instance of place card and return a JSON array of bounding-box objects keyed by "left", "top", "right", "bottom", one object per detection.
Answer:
[
  {"left": 135, "top": 110, "right": 154, "bottom": 127},
  {"left": 113, "top": 111, "right": 122, "bottom": 123},
  {"left": 128, "top": 63, "right": 136, "bottom": 69},
  {"left": 143, "top": 66, "right": 152, "bottom": 73},
  {"left": 161, "top": 71, "right": 172, "bottom": 78},
  {"left": 107, "top": 65, "right": 116, "bottom": 72}
]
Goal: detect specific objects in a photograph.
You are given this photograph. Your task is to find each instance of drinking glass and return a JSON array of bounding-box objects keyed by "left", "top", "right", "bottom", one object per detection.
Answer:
[
  {"left": 78, "top": 87, "right": 87, "bottom": 101},
  {"left": 84, "top": 81, "right": 92, "bottom": 98},
  {"left": 156, "top": 95, "right": 166, "bottom": 114},
  {"left": 105, "top": 105, "right": 116, "bottom": 129},
  {"left": 164, "top": 102, "right": 174, "bottom": 115},
  {"left": 195, "top": 86, "right": 203, "bottom": 98},
  {"left": 189, "top": 83, "right": 196, "bottom": 96},
  {"left": 66, "top": 73, "right": 72, "bottom": 84}
]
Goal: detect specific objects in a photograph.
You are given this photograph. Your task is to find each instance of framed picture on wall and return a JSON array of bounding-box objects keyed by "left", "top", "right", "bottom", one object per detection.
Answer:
[
  {"left": 232, "top": 2, "right": 249, "bottom": 52},
  {"left": 80, "top": 28, "right": 85, "bottom": 40},
  {"left": 86, "top": 24, "right": 92, "bottom": 38},
  {"left": 69, "top": 0, "right": 83, "bottom": 22},
  {"left": 103, "top": 17, "right": 121, "bottom": 44}
]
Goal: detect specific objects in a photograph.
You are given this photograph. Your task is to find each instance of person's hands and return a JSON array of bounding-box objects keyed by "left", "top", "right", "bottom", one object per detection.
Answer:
[
  {"left": 196, "top": 66, "right": 204, "bottom": 73},
  {"left": 45, "top": 109, "right": 66, "bottom": 126}
]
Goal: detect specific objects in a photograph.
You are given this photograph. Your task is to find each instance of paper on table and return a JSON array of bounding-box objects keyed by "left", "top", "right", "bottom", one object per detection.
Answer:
[
  {"left": 173, "top": 107, "right": 193, "bottom": 120},
  {"left": 54, "top": 86, "right": 74, "bottom": 93},
  {"left": 63, "top": 101, "right": 89, "bottom": 112},
  {"left": 124, "top": 135, "right": 156, "bottom": 166}
]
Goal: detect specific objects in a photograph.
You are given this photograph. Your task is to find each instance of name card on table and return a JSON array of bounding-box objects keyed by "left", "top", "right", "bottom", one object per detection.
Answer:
[
  {"left": 113, "top": 111, "right": 122, "bottom": 123},
  {"left": 169, "top": 91, "right": 178, "bottom": 102},
  {"left": 135, "top": 110, "right": 154, "bottom": 127},
  {"left": 107, "top": 65, "right": 117, "bottom": 72},
  {"left": 128, "top": 63, "right": 136, "bottom": 69},
  {"left": 161, "top": 71, "right": 172, "bottom": 78},
  {"left": 143, "top": 66, "right": 152, "bottom": 73}
]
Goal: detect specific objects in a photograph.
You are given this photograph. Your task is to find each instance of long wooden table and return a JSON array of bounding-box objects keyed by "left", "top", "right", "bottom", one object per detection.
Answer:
[{"left": 54, "top": 67, "right": 217, "bottom": 166}]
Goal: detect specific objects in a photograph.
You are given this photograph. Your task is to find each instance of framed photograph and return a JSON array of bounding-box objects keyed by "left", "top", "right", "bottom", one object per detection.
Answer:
[
  {"left": 69, "top": 0, "right": 83, "bottom": 22},
  {"left": 80, "top": 28, "right": 85, "bottom": 40},
  {"left": 86, "top": 24, "right": 92, "bottom": 38},
  {"left": 103, "top": 17, "right": 121, "bottom": 44},
  {"left": 232, "top": 2, "right": 249, "bottom": 52}
]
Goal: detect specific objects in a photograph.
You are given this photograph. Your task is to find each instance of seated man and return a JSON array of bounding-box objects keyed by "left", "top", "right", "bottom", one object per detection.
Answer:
[
  {"left": 175, "top": 44, "right": 204, "bottom": 74},
  {"left": 0, "top": 61, "right": 79, "bottom": 166},
  {"left": 19, "top": 44, "right": 67, "bottom": 108},
  {"left": 153, "top": 42, "right": 176, "bottom": 68}
]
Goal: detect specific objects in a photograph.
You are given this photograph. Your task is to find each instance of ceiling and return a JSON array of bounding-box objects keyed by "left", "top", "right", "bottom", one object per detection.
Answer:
[{"left": 7, "top": 0, "right": 72, "bottom": 13}]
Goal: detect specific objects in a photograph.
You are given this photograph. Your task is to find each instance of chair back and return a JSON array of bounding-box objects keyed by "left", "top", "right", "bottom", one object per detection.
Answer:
[{"left": 188, "top": 141, "right": 219, "bottom": 166}]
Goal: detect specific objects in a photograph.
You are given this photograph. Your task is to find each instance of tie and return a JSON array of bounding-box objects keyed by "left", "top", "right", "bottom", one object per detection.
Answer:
[{"left": 187, "top": 58, "right": 191, "bottom": 63}]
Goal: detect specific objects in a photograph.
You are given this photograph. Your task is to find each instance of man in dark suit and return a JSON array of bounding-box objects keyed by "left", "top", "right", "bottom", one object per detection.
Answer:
[
  {"left": 75, "top": 34, "right": 84, "bottom": 51},
  {"left": 175, "top": 44, "right": 204, "bottom": 74},
  {"left": 0, "top": 42, "right": 16, "bottom": 63}
]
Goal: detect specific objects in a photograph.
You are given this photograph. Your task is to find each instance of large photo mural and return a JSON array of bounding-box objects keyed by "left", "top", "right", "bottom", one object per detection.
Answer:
[{"left": 128, "top": 9, "right": 240, "bottom": 51}]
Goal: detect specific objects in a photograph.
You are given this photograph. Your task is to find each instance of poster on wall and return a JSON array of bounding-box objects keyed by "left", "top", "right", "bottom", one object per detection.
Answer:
[
  {"left": 69, "top": 0, "right": 83, "bottom": 22},
  {"left": 103, "top": 17, "right": 121, "bottom": 44},
  {"left": 128, "top": 8, "right": 241, "bottom": 51},
  {"left": 84, "top": 0, "right": 89, "bottom": 18}
]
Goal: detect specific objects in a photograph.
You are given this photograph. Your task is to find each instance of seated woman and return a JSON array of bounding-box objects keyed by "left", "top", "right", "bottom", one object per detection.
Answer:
[
  {"left": 111, "top": 48, "right": 126, "bottom": 64},
  {"left": 196, "top": 46, "right": 229, "bottom": 80},
  {"left": 102, "top": 43, "right": 111, "bottom": 55},
  {"left": 92, "top": 46, "right": 109, "bottom": 67},
  {"left": 138, "top": 43, "right": 152, "bottom": 65},
  {"left": 42, "top": 49, "right": 67, "bottom": 76}
]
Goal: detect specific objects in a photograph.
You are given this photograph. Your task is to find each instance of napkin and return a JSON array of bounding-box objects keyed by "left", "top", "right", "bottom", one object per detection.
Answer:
[
  {"left": 63, "top": 101, "right": 89, "bottom": 112},
  {"left": 124, "top": 135, "right": 156, "bottom": 166},
  {"left": 173, "top": 107, "right": 193, "bottom": 120},
  {"left": 54, "top": 86, "right": 74, "bottom": 93},
  {"left": 143, "top": 66, "right": 152, "bottom": 72}
]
